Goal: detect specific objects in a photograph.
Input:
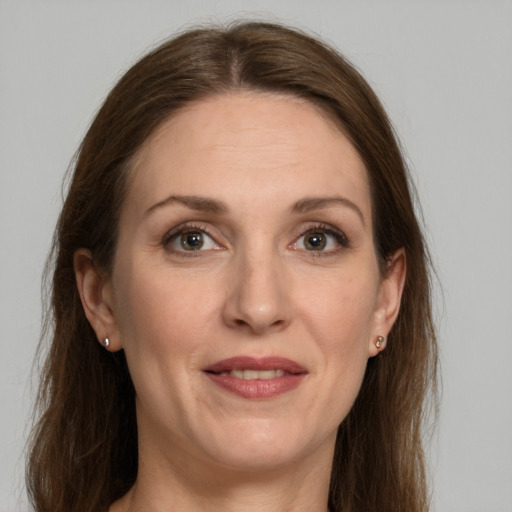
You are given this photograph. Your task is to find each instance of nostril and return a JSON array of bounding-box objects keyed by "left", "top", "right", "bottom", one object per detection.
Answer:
[{"left": 229, "top": 316, "right": 287, "bottom": 334}]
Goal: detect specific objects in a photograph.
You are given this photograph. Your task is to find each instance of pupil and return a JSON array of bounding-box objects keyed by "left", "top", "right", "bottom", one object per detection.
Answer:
[
  {"left": 305, "top": 233, "right": 326, "bottom": 250},
  {"left": 181, "top": 232, "right": 203, "bottom": 250}
]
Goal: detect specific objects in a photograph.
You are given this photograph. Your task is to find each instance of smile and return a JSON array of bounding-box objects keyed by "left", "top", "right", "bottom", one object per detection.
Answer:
[{"left": 203, "top": 356, "right": 308, "bottom": 399}]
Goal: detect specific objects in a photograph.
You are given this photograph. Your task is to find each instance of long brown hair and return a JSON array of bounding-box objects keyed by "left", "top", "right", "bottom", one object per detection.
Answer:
[{"left": 27, "top": 21, "right": 437, "bottom": 512}]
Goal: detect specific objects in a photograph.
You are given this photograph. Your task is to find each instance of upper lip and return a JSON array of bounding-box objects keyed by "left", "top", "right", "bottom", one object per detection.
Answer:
[{"left": 203, "top": 356, "right": 308, "bottom": 375}]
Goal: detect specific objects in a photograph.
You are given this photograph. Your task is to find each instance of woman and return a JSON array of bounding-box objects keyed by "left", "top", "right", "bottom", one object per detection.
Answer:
[{"left": 27, "top": 21, "right": 437, "bottom": 512}]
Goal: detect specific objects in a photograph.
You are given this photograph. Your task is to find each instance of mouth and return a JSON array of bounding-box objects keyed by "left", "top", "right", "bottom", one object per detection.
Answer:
[
  {"left": 203, "top": 356, "right": 308, "bottom": 399},
  {"left": 218, "top": 369, "right": 286, "bottom": 379}
]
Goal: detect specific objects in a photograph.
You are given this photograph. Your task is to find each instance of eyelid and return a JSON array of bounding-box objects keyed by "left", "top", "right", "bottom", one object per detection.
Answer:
[
  {"left": 162, "top": 222, "right": 224, "bottom": 254},
  {"left": 291, "top": 222, "right": 350, "bottom": 253},
  {"left": 160, "top": 221, "right": 350, "bottom": 256}
]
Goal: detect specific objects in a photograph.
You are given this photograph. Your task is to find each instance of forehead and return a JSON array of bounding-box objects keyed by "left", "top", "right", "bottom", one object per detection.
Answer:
[{"left": 125, "top": 92, "right": 371, "bottom": 221}]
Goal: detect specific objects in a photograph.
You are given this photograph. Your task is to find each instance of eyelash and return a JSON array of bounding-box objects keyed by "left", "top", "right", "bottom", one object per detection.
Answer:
[
  {"left": 293, "top": 223, "right": 350, "bottom": 256},
  {"left": 161, "top": 222, "right": 350, "bottom": 256},
  {"left": 162, "top": 223, "right": 219, "bottom": 257}
]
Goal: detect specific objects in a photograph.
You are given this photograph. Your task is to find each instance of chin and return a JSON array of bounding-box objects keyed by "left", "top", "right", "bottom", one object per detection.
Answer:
[
  {"left": 196, "top": 418, "right": 330, "bottom": 473},
  {"left": 207, "top": 444, "right": 303, "bottom": 473}
]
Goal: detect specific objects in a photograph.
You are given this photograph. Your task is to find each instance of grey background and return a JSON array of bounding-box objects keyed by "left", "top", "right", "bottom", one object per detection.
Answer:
[{"left": 1, "top": 1, "right": 511, "bottom": 510}]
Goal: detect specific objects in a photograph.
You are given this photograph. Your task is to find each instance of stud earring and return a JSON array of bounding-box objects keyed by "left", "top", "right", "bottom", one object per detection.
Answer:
[
  {"left": 376, "top": 336, "right": 385, "bottom": 349},
  {"left": 103, "top": 337, "right": 110, "bottom": 348}
]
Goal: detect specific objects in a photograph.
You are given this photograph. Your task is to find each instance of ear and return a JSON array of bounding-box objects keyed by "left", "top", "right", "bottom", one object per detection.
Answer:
[
  {"left": 368, "top": 248, "right": 406, "bottom": 357},
  {"left": 74, "top": 248, "right": 122, "bottom": 351}
]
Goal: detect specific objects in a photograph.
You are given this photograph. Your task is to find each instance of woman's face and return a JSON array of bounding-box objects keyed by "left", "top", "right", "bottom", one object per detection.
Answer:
[{"left": 97, "top": 92, "right": 403, "bottom": 474}]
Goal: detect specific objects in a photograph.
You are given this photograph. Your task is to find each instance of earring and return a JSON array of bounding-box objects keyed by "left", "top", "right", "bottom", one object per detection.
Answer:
[
  {"left": 103, "top": 337, "right": 110, "bottom": 348},
  {"left": 376, "top": 336, "right": 385, "bottom": 349}
]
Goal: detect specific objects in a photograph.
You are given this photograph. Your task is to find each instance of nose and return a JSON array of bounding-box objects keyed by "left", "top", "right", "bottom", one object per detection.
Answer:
[{"left": 222, "top": 247, "right": 292, "bottom": 335}]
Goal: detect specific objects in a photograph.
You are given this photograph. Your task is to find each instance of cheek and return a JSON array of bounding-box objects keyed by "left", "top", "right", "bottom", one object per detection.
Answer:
[
  {"left": 113, "top": 261, "right": 214, "bottom": 362},
  {"left": 295, "top": 268, "right": 379, "bottom": 411},
  {"left": 297, "top": 270, "right": 378, "bottom": 346},
  {"left": 112, "top": 265, "right": 213, "bottom": 420},
  {"left": 311, "top": 285, "right": 376, "bottom": 403}
]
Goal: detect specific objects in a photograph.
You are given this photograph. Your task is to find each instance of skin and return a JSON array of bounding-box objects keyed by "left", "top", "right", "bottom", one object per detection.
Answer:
[{"left": 75, "top": 92, "right": 405, "bottom": 512}]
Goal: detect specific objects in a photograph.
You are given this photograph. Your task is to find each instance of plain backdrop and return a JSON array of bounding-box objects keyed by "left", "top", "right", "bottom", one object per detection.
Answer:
[{"left": 1, "top": 1, "right": 511, "bottom": 511}]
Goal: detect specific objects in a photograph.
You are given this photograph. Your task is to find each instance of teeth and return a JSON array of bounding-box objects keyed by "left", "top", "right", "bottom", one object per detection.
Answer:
[{"left": 227, "top": 369, "right": 285, "bottom": 380}]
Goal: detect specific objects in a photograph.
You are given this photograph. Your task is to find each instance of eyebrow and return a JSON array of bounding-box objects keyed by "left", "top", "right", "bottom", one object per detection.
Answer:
[
  {"left": 292, "top": 196, "right": 366, "bottom": 226},
  {"left": 144, "top": 195, "right": 229, "bottom": 217},
  {"left": 144, "top": 194, "right": 365, "bottom": 225}
]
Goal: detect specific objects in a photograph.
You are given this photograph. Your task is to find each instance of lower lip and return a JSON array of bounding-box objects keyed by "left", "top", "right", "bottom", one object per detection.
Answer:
[{"left": 205, "top": 373, "right": 306, "bottom": 399}]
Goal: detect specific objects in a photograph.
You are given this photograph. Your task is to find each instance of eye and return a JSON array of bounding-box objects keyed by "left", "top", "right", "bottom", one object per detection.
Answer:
[
  {"left": 165, "top": 227, "right": 220, "bottom": 253},
  {"left": 293, "top": 225, "right": 349, "bottom": 253},
  {"left": 301, "top": 232, "right": 329, "bottom": 251}
]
